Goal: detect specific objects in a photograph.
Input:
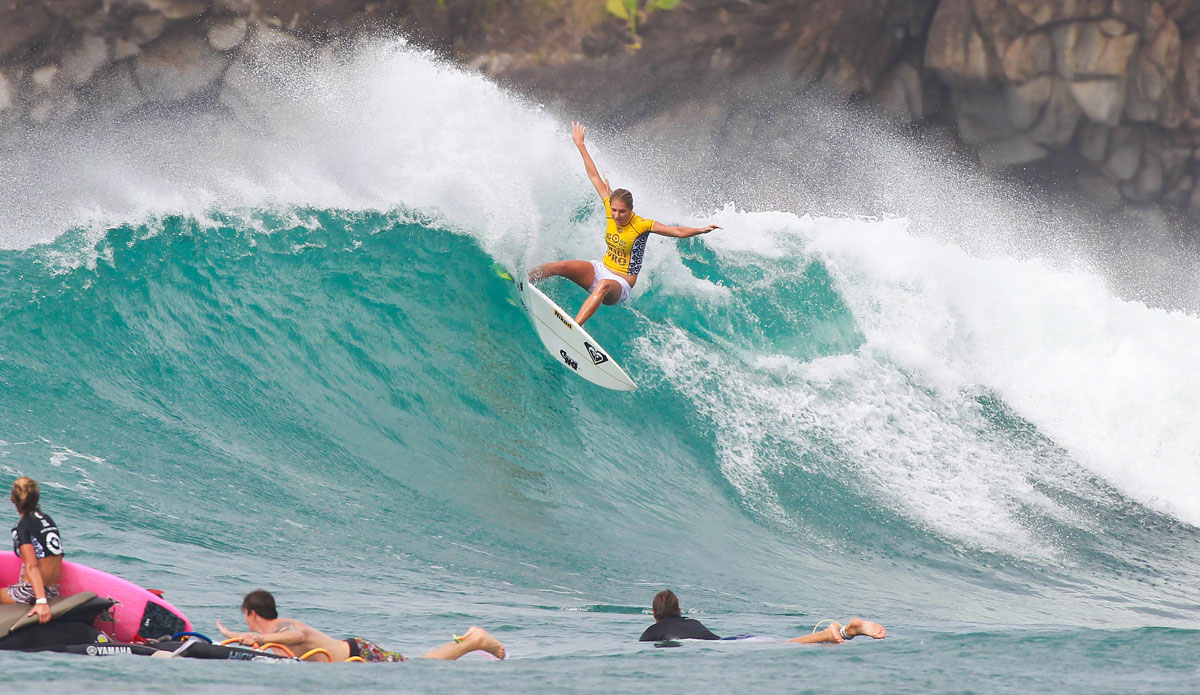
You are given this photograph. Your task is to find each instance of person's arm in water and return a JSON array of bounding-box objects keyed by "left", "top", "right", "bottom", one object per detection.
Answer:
[
  {"left": 216, "top": 619, "right": 307, "bottom": 646},
  {"left": 18, "top": 543, "right": 51, "bottom": 623},
  {"left": 573, "top": 121, "right": 611, "bottom": 200},
  {"left": 650, "top": 221, "right": 721, "bottom": 238}
]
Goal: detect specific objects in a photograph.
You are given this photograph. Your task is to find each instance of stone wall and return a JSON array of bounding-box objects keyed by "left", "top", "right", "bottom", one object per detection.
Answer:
[
  {"left": 6, "top": 0, "right": 1200, "bottom": 222},
  {"left": 0, "top": 0, "right": 399, "bottom": 130},
  {"left": 923, "top": 0, "right": 1200, "bottom": 215},
  {"left": 489, "top": 0, "right": 1200, "bottom": 221}
]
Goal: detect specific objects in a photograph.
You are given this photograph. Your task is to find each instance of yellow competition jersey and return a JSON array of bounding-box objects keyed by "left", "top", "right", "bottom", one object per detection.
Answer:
[{"left": 602, "top": 196, "right": 655, "bottom": 275}]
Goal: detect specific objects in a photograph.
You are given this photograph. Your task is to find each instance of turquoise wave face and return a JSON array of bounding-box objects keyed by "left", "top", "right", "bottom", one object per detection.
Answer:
[
  {"left": 2, "top": 209, "right": 1199, "bottom": 636},
  {"left": 0, "top": 210, "right": 864, "bottom": 602}
]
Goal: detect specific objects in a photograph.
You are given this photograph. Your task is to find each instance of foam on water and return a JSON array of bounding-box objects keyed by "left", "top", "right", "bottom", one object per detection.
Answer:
[{"left": 803, "top": 216, "right": 1200, "bottom": 526}]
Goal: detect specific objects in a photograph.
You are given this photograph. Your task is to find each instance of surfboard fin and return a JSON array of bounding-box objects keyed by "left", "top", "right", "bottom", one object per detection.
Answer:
[{"left": 490, "top": 263, "right": 513, "bottom": 282}]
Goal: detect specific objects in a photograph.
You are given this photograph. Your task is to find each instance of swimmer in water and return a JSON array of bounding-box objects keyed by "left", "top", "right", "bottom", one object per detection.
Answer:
[
  {"left": 528, "top": 122, "right": 721, "bottom": 326},
  {"left": 217, "top": 590, "right": 506, "bottom": 662},
  {"left": 638, "top": 590, "right": 887, "bottom": 644}
]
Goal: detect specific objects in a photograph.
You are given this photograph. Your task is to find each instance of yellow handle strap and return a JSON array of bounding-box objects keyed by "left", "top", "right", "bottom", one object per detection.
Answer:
[
  {"left": 299, "top": 647, "right": 332, "bottom": 661},
  {"left": 258, "top": 642, "right": 296, "bottom": 657}
]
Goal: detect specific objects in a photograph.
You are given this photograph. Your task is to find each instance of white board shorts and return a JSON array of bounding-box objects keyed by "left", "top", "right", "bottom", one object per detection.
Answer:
[{"left": 590, "top": 260, "right": 632, "bottom": 304}]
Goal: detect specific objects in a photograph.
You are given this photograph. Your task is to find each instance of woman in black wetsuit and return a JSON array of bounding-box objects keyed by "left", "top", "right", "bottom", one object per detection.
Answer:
[{"left": 1, "top": 477, "right": 64, "bottom": 623}]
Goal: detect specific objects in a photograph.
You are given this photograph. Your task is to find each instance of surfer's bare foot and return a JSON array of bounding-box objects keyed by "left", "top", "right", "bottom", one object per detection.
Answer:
[
  {"left": 843, "top": 617, "right": 886, "bottom": 640},
  {"left": 789, "top": 622, "right": 846, "bottom": 644},
  {"left": 462, "top": 625, "right": 506, "bottom": 659}
]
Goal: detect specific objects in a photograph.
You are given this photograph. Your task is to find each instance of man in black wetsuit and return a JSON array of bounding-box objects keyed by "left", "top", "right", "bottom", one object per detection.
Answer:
[
  {"left": 639, "top": 589, "right": 720, "bottom": 641},
  {"left": 638, "top": 590, "right": 887, "bottom": 644}
]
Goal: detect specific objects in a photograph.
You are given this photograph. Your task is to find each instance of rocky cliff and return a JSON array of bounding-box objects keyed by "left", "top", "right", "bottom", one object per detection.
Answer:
[{"left": 4, "top": 0, "right": 1200, "bottom": 224}]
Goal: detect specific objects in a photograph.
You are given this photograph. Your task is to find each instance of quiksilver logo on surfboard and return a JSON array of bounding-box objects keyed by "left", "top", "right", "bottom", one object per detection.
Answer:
[
  {"left": 559, "top": 350, "right": 579, "bottom": 370},
  {"left": 584, "top": 342, "right": 608, "bottom": 365}
]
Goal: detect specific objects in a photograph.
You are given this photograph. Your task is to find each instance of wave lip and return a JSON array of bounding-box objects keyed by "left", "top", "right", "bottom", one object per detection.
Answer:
[{"left": 806, "top": 216, "right": 1200, "bottom": 527}]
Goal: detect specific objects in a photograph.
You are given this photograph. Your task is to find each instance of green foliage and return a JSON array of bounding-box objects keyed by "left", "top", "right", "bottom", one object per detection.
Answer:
[{"left": 605, "top": 0, "right": 681, "bottom": 43}]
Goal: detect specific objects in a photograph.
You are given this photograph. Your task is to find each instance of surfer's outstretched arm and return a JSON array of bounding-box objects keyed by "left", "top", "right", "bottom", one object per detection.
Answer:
[
  {"left": 573, "top": 121, "right": 611, "bottom": 200},
  {"left": 650, "top": 221, "right": 721, "bottom": 238}
]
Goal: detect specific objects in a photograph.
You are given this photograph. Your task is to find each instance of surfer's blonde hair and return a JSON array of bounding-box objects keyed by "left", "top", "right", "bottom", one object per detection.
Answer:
[{"left": 10, "top": 477, "right": 39, "bottom": 514}]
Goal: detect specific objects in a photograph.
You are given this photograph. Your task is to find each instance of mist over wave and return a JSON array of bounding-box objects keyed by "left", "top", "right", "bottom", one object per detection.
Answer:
[{"left": 1, "top": 37, "right": 1199, "bottom": 635}]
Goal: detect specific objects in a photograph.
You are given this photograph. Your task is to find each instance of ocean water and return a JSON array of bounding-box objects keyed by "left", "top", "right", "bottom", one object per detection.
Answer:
[{"left": 1, "top": 40, "right": 1199, "bottom": 693}]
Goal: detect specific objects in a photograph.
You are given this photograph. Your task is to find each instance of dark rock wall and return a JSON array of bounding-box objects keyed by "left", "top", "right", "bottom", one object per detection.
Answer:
[{"left": 5, "top": 0, "right": 1200, "bottom": 223}]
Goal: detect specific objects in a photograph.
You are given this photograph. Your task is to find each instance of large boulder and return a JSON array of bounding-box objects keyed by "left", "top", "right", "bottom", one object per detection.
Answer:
[
  {"left": 60, "top": 34, "right": 109, "bottom": 87},
  {"left": 1029, "top": 77, "right": 1082, "bottom": 145},
  {"left": 1127, "top": 5, "right": 1182, "bottom": 121},
  {"left": 1105, "top": 125, "right": 1143, "bottom": 179},
  {"left": 0, "top": 4, "right": 52, "bottom": 60},
  {"left": 1005, "top": 75, "right": 1052, "bottom": 129},
  {"left": 128, "top": 14, "right": 169, "bottom": 46},
  {"left": 926, "top": 0, "right": 998, "bottom": 85},
  {"left": 1053, "top": 21, "right": 1139, "bottom": 80},
  {"left": 1001, "top": 32, "right": 1053, "bottom": 82},
  {"left": 208, "top": 17, "right": 250, "bottom": 52},
  {"left": 1069, "top": 78, "right": 1126, "bottom": 124},
  {"left": 1179, "top": 34, "right": 1200, "bottom": 113},
  {"left": 135, "top": 31, "right": 229, "bottom": 103}
]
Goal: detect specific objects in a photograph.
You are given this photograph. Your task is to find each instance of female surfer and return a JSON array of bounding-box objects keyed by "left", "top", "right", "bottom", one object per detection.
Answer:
[
  {"left": 528, "top": 122, "right": 720, "bottom": 326},
  {"left": 2, "top": 477, "right": 64, "bottom": 623}
]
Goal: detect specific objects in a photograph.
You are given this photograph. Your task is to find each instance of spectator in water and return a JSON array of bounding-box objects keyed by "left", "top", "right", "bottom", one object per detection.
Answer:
[
  {"left": 218, "top": 589, "right": 506, "bottom": 662},
  {"left": 639, "top": 590, "right": 886, "bottom": 644}
]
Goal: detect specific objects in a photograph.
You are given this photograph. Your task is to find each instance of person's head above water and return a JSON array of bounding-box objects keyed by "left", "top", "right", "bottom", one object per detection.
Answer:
[
  {"left": 610, "top": 188, "right": 634, "bottom": 226},
  {"left": 10, "top": 476, "right": 39, "bottom": 515},
  {"left": 652, "top": 589, "right": 681, "bottom": 621},
  {"left": 241, "top": 589, "right": 279, "bottom": 620}
]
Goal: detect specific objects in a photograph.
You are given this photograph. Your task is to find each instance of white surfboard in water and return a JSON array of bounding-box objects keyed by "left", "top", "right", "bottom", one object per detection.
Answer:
[{"left": 515, "top": 278, "right": 637, "bottom": 391}]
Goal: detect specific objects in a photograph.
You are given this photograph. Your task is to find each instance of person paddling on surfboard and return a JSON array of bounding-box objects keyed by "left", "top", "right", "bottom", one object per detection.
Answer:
[{"left": 529, "top": 122, "right": 720, "bottom": 326}]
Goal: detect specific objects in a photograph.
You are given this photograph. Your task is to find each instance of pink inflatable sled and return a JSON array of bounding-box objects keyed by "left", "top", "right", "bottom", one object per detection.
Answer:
[{"left": 0, "top": 554, "right": 191, "bottom": 642}]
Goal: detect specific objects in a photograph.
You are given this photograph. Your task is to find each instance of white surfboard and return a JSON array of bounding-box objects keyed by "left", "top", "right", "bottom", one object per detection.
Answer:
[{"left": 515, "top": 278, "right": 637, "bottom": 391}]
